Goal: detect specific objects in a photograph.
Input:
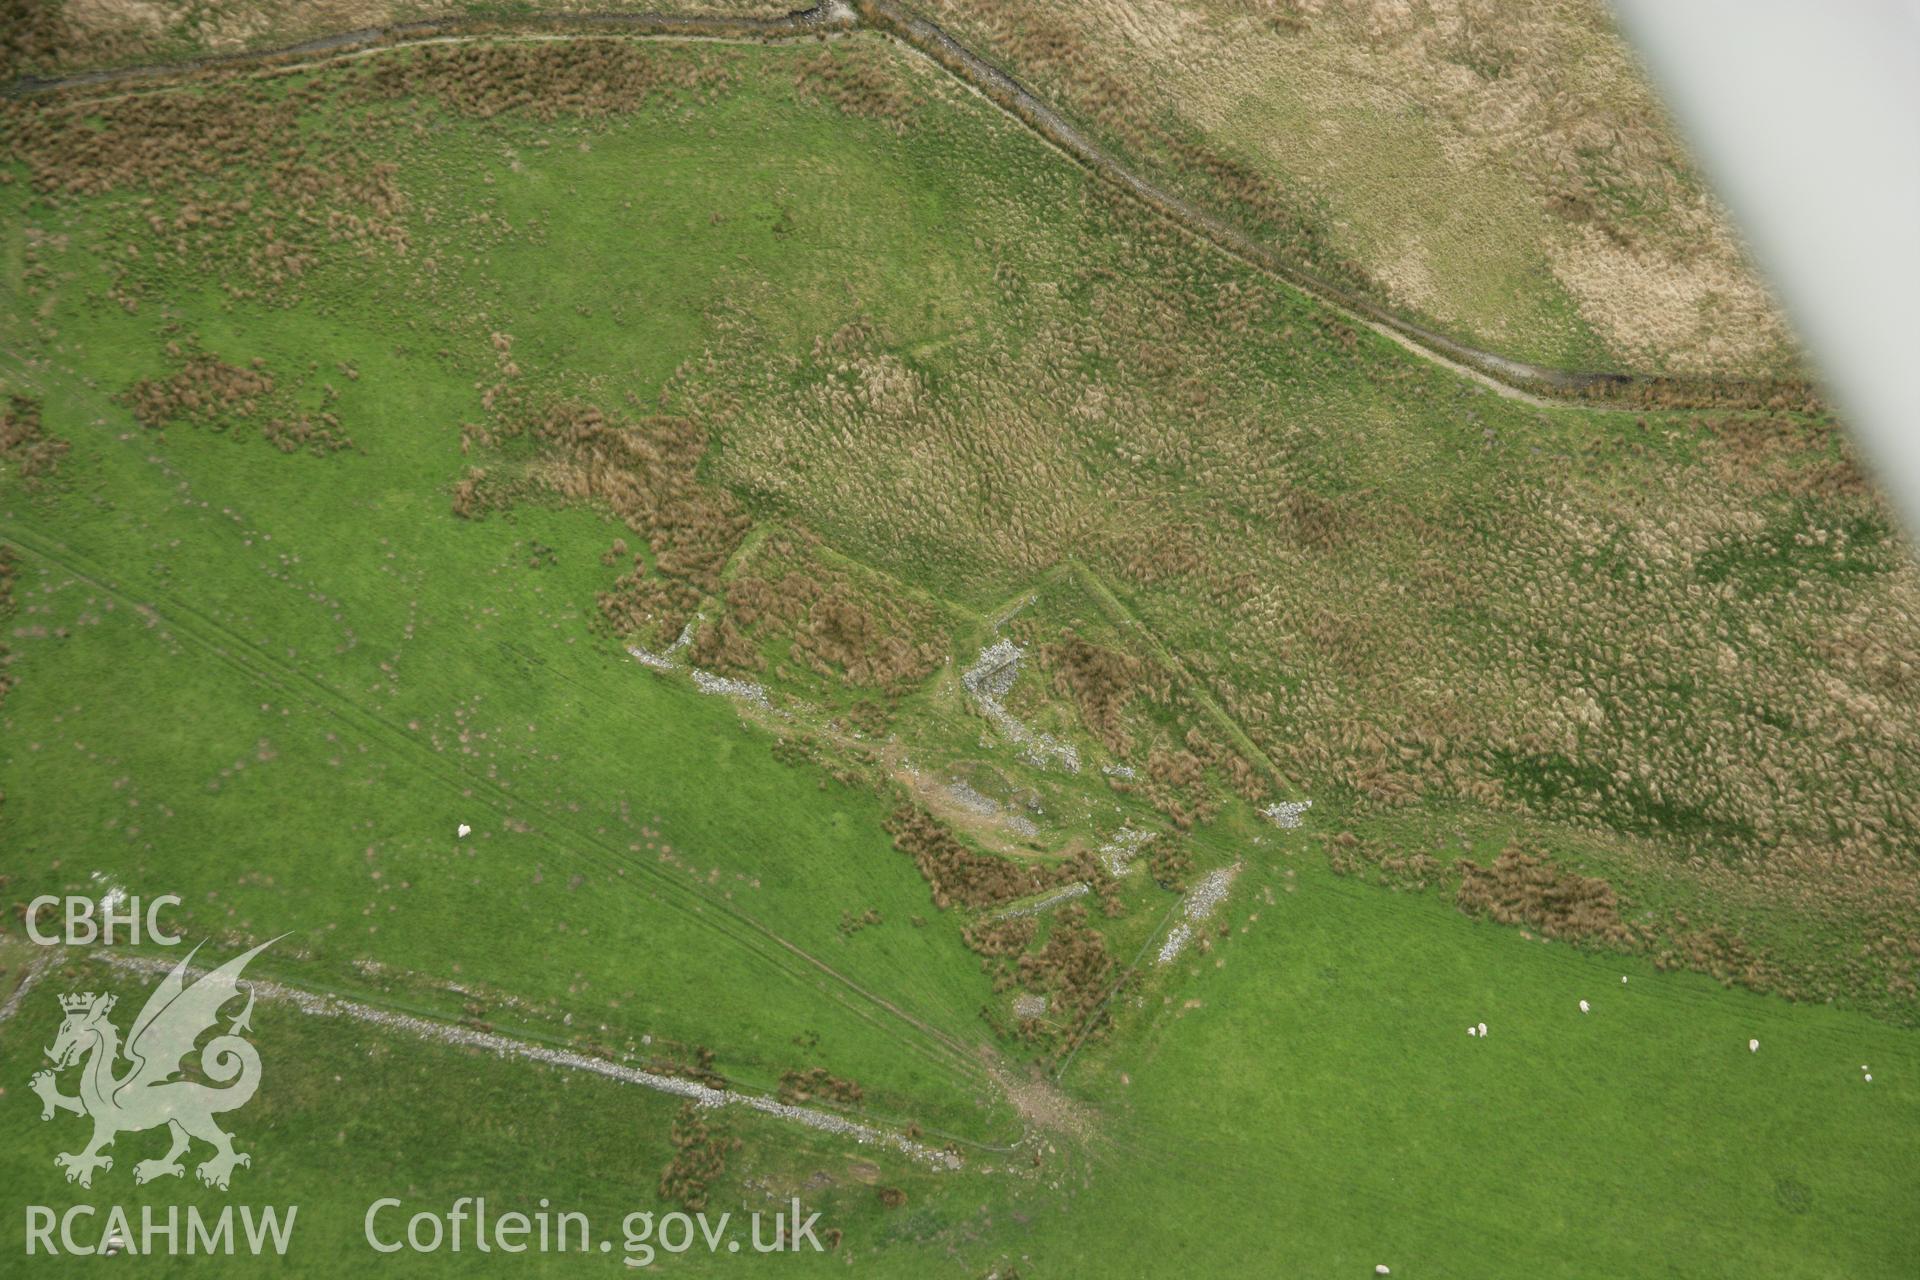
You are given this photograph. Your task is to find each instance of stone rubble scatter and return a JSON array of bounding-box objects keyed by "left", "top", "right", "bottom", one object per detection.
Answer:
[
  {"left": 626, "top": 644, "right": 675, "bottom": 672},
  {"left": 1157, "top": 866, "right": 1237, "bottom": 964},
  {"left": 961, "top": 640, "right": 1080, "bottom": 772},
  {"left": 692, "top": 669, "right": 770, "bottom": 707},
  {"left": 947, "top": 780, "right": 1001, "bottom": 817},
  {"left": 989, "top": 882, "right": 1090, "bottom": 921},
  {"left": 1097, "top": 826, "right": 1155, "bottom": 876},
  {"left": 1260, "top": 799, "right": 1313, "bottom": 829}
]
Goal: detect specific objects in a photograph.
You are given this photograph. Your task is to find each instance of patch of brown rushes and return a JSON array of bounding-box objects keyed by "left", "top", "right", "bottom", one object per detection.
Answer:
[
  {"left": 5, "top": 83, "right": 409, "bottom": 306},
  {"left": 0, "top": 543, "right": 17, "bottom": 716},
  {"left": 120, "top": 351, "right": 353, "bottom": 454},
  {"left": 1332, "top": 830, "right": 1822, "bottom": 998},
  {"left": 353, "top": 40, "right": 738, "bottom": 122},
  {"left": 1, "top": 0, "right": 78, "bottom": 81},
  {"left": 455, "top": 398, "right": 750, "bottom": 650},
  {"left": 1455, "top": 845, "right": 1635, "bottom": 947},
  {"left": 0, "top": 395, "right": 67, "bottom": 485},
  {"left": 776, "top": 1067, "right": 864, "bottom": 1108},
  {"left": 1039, "top": 628, "right": 1168, "bottom": 757},
  {"left": 792, "top": 44, "right": 922, "bottom": 136},
  {"left": 124, "top": 353, "right": 274, "bottom": 431},
  {"left": 723, "top": 535, "right": 948, "bottom": 692},
  {"left": 4, "top": 40, "right": 746, "bottom": 317},
  {"left": 1013, "top": 903, "right": 1117, "bottom": 1052},
  {"left": 887, "top": 804, "right": 1122, "bottom": 1051},
  {"left": 1023, "top": 626, "right": 1267, "bottom": 823},
  {"left": 658, "top": 1102, "right": 740, "bottom": 1213},
  {"left": 1146, "top": 839, "right": 1193, "bottom": 892}
]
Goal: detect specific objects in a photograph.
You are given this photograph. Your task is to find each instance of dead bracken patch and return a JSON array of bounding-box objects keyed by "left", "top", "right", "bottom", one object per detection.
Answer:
[
  {"left": 1040, "top": 629, "right": 1165, "bottom": 756},
  {"left": 658, "top": 1101, "right": 740, "bottom": 1213},
  {"left": 724, "top": 534, "right": 949, "bottom": 693},
  {"left": 455, "top": 396, "right": 750, "bottom": 650},
  {"left": 886, "top": 804, "right": 1056, "bottom": 910},
  {"left": 120, "top": 350, "right": 352, "bottom": 454},
  {"left": 1455, "top": 844, "right": 1633, "bottom": 946},
  {"left": 124, "top": 353, "right": 273, "bottom": 432},
  {"left": 777, "top": 1067, "right": 865, "bottom": 1108},
  {"left": 0, "top": 545, "right": 18, "bottom": 716},
  {"left": 793, "top": 43, "right": 922, "bottom": 135},
  {"left": 1014, "top": 903, "right": 1117, "bottom": 1051},
  {"left": 354, "top": 39, "right": 738, "bottom": 122},
  {"left": 0, "top": 395, "right": 68, "bottom": 485}
]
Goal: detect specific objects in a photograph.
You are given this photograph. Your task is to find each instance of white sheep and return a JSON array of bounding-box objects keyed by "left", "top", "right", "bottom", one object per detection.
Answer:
[
  {"left": 1478, "top": 1022, "right": 1488, "bottom": 1037},
  {"left": 1749, "top": 1039, "right": 1760, "bottom": 1052},
  {"left": 1579, "top": 1000, "right": 1590, "bottom": 1013},
  {"left": 457, "top": 823, "right": 471, "bottom": 838}
]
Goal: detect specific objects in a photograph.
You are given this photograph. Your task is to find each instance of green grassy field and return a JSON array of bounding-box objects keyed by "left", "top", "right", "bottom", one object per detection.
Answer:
[
  {"left": 1, "top": 28, "right": 1915, "bottom": 1278},
  {"left": 0, "top": 942, "right": 952, "bottom": 1277},
  {"left": 1052, "top": 852, "right": 1919, "bottom": 1278},
  {"left": 4, "top": 855, "right": 1912, "bottom": 1277},
  {"left": 0, "top": 344, "right": 1010, "bottom": 1130}
]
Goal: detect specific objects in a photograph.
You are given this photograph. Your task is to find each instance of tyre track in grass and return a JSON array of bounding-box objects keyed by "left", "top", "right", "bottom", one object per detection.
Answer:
[
  {"left": 0, "top": 358, "right": 996, "bottom": 1104},
  {"left": 2, "top": 514, "right": 992, "bottom": 1090}
]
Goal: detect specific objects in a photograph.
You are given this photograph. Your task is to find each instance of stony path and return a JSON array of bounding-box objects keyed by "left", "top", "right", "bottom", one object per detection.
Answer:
[{"left": 99, "top": 951, "right": 980, "bottom": 1168}]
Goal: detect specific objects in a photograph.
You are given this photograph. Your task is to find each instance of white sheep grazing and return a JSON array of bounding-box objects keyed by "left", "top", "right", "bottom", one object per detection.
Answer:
[
  {"left": 1621, "top": 976, "right": 1628, "bottom": 984},
  {"left": 1376, "top": 1268, "right": 1392, "bottom": 1276},
  {"left": 1865, "top": 1074, "right": 1872, "bottom": 1082},
  {"left": 1478, "top": 1022, "right": 1488, "bottom": 1037},
  {"left": 1468, "top": 1025, "right": 1479, "bottom": 1037},
  {"left": 1749, "top": 1039, "right": 1760, "bottom": 1052},
  {"left": 1579, "top": 1000, "right": 1590, "bottom": 1013},
  {"left": 457, "top": 823, "right": 471, "bottom": 838}
]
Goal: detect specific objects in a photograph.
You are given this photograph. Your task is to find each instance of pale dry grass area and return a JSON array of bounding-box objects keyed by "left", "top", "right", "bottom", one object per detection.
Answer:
[
  {"left": 911, "top": 0, "right": 1800, "bottom": 375},
  {"left": 64, "top": 0, "right": 169, "bottom": 35}
]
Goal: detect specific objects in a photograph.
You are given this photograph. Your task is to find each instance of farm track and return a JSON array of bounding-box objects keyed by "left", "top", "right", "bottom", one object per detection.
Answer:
[
  {"left": 84, "top": 949, "right": 1022, "bottom": 1159},
  {"left": 0, "top": 359, "right": 996, "bottom": 1104},
  {"left": 1, "top": 2, "right": 1800, "bottom": 412}
]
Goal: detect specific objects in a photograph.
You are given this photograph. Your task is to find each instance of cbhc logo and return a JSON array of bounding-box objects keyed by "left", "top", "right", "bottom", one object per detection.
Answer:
[{"left": 24, "top": 894, "right": 182, "bottom": 946}]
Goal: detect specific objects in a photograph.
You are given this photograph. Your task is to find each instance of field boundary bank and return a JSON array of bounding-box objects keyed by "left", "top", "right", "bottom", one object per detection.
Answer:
[{"left": 2, "top": 4, "right": 1810, "bottom": 410}]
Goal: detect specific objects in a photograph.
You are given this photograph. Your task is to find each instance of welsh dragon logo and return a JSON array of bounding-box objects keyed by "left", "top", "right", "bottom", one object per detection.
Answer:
[{"left": 30, "top": 939, "right": 278, "bottom": 1190}]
